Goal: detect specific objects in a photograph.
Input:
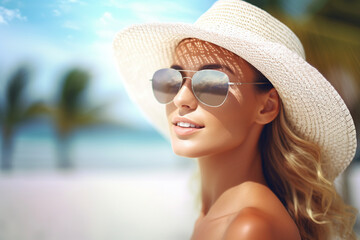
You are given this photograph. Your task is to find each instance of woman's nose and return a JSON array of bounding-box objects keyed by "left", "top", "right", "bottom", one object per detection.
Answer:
[{"left": 172, "top": 78, "right": 198, "bottom": 109}]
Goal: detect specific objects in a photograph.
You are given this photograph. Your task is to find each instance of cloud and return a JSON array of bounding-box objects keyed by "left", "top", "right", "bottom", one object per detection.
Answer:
[
  {"left": 95, "top": 11, "right": 125, "bottom": 39},
  {"left": 55, "top": 0, "right": 87, "bottom": 15},
  {"left": 0, "top": 14, "right": 5, "bottom": 24},
  {"left": 62, "top": 20, "right": 80, "bottom": 30},
  {"left": 53, "top": 9, "right": 61, "bottom": 16},
  {"left": 0, "top": 6, "right": 27, "bottom": 25},
  {"left": 98, "top": 12, "right": 114, "bottom": 26}
]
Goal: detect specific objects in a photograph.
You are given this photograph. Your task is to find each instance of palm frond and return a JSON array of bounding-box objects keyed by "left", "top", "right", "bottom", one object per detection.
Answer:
[
  {"left": 284, "top": 16, "right": 360, "bottom": 110},
  {"left": 0, "top": 105, "right": 3, "bottom": 122},
  {"left": 21, "top": 101, "right": 51, "bottom": 120},
  {"left": 6, "top": 66, "right": 30, "bottom": 111},
  {"left": 59, "top": 69, "right": 90, "bottom": 116},
  {"left": 73, "top": 103, "right": 109, "bottom": 126}
]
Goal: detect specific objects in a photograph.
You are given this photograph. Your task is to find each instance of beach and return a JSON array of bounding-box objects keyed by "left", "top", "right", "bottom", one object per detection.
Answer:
[
  {"left": 0, "top": 125, "right": 200, "bottom": 240},
  {"left": 0, "top": 125, "right": 359, "bottom": 239},
  {"left": 0, "top": 169, "right": 199, "bottom": 240}
]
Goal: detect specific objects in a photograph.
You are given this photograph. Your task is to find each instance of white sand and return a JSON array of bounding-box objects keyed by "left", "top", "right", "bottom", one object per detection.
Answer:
[
  {"left": 0, "top": 169, "right": 199, "bottom": 240},
  {"left": 0, "top": 165, "right": 359, "bottom": 240}
]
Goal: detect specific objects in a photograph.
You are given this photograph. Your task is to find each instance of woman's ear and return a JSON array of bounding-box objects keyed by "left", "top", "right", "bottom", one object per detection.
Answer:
[{"left": 256, "top": 88, "right": 280, "bottom": 125}]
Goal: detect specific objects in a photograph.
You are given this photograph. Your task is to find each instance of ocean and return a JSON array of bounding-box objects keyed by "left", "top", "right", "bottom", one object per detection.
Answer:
[
  {"left": 0, "top": 121, "right": 200, "bottom": 240},
  {"left": 1, "top": 121, "right": 194, "bottom": 171}
]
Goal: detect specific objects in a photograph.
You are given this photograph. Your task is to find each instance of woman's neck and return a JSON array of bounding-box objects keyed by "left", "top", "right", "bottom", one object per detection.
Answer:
[{"left": 197, "top": 135, "right": 267, "bottom": 216}]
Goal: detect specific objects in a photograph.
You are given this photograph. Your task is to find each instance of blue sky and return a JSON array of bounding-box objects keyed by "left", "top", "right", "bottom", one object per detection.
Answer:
[
  {"left": 0, "top": 0, "right": 216, "bottom": 127},
  {"left": 0, "top": 0, "right": 214, "bottom": 46}
]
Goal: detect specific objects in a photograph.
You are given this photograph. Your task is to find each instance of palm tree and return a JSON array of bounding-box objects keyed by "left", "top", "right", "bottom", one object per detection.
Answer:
[
  {"left": 0, "top": 65, "right": 46, "bottom": 170},
  {"left": 48, "top": 68, "right": 105, "bottom": 169}
]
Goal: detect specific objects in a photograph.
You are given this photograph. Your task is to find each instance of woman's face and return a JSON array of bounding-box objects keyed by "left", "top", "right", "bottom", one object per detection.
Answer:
[{"left": 166, "top": 38, "right": 266, "bottom": 158}]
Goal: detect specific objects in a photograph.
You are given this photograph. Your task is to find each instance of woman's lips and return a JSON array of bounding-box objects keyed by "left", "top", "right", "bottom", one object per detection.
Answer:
[
  {"left": 173, "top": 124, "right": 203, "bottom": 136},
  {"left": 172, "top": 117, "right": 204, "bottom": 136}
]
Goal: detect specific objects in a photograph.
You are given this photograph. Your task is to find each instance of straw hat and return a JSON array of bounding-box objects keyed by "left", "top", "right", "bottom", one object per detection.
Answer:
[{"left": 113, "top": 0, "right": 356, "bottom": 180}]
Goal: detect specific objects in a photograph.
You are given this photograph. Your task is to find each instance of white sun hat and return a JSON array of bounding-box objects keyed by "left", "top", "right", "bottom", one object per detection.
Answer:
[{"left": 113, "top": 0, "right": 356, "bottom": 180}]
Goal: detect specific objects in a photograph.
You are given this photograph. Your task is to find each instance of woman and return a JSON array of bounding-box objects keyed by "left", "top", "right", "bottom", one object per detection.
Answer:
[{"left": 113, "top": 0, "right": 358, "bottom": 239}]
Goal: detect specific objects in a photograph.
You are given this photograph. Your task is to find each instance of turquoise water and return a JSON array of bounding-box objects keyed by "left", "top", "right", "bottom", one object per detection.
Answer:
[{"left": 1, "top": 121, "right": 193, "bottom": 171}]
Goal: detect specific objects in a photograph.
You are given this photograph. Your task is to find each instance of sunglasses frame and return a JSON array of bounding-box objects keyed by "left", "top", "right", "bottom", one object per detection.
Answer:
[{"left": 151, "top": 68, "right": 270, "bottom": 107}]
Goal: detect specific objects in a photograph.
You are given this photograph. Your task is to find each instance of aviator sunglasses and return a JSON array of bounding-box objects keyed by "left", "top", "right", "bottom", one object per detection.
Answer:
[{"left": 151, "top": 68, "right": 270, "bottom": 107}]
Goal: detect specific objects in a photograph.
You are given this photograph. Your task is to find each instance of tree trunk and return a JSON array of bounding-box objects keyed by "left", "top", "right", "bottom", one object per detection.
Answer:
[
  {"left": 1, "top": 130, "right": 13, "bottom": 171},
  {"left": 57, "top": 134, "right": 73, "bottom": 170}
]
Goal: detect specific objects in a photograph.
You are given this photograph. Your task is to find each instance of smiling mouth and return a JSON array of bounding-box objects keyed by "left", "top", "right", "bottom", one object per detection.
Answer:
[{"left": 175, "top": 122, "right": 204, "bottom": 129}]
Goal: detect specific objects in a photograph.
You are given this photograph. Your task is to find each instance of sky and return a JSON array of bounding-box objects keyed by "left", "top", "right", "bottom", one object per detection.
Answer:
[{"left": 0, "top": 0, "right": 217, "bottom": 128}]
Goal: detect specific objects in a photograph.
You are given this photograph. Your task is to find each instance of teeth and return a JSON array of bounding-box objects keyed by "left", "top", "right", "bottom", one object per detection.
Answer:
[{"left": 177, "top": 122, "right": 198, "bottom": 128}]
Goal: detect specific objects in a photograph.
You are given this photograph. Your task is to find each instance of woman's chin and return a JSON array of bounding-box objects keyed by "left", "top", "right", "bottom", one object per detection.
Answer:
[
  {"left": 171, "top": 141, "right": 214, "bottom": 159},
  {"left": 172, "top": 147, "right": 198, "bottom": 159},
  {"left": 171, "top": 142, "right": 202, "bottom": 159}
]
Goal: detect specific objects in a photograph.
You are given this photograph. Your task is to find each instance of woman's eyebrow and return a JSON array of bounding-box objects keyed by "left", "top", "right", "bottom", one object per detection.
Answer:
[
  {"left": 200, "top": 64, "right": 234, "bottom": 74},
  {"left": 170, "top": 63, "right": 234, "bottom": 74},
  {"left": 170, "top": 64, "right": 183, "bottom": 70}
]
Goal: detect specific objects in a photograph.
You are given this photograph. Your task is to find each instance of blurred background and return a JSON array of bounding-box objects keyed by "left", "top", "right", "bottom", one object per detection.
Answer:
[{"left": 0, "top": 0, "right": 359, "bottom": 239}]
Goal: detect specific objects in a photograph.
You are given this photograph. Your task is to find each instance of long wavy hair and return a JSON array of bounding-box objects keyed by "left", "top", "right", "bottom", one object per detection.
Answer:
[
  {"left": 256, "top": 74, "right": 358, "bottom": 240},
  {"left": 180, "top": 38, "right": 358, "bottom": 239}
]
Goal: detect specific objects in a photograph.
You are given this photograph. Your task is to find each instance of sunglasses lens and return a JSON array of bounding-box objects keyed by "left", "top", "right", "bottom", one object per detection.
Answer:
[
  {"left": 152, "top": 68, "right": 182, "bottom": 104},
  {"left": 192, "top": 70, "right": 229, "bottom": 107}
]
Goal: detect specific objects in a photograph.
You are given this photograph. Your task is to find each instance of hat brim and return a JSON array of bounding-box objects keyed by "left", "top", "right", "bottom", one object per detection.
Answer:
[{"left": 113, "top": 22, "right": 356, "bottom": 180}]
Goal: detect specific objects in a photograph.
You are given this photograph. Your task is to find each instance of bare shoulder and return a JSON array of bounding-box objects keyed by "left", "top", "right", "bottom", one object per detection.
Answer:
[
  {"left": 222, "top": 182, "right": 301, "bottom": 240},
  {"left": 223, "top": 207, "right": 275, "bottom": 240}
]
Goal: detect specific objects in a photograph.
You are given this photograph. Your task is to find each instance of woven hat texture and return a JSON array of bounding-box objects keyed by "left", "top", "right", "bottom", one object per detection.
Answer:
[{"left": 113, "top": 0, "right": 356, "bottom": 180}]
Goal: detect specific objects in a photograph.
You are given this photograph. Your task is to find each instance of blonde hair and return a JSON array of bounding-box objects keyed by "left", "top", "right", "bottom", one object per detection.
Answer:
[
  {"left": 260, "top": 102, "right": 358, "bottom": 240},
  {"left": 180, "top": 38, "right": 358, "bottom": 239}
]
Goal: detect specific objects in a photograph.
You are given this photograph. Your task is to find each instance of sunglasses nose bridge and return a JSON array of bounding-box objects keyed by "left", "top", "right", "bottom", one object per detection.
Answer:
[
  {"left": 182, "top": 76, "right": 192, "bottom": 83},
  {"left": 173, "top": 76, "right": 198, "bottom": 109}
]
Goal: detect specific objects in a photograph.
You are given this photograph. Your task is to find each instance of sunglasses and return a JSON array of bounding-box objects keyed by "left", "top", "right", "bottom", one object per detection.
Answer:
[{"left": 151, "top": 68, "right": 270, "bottom": 107}]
